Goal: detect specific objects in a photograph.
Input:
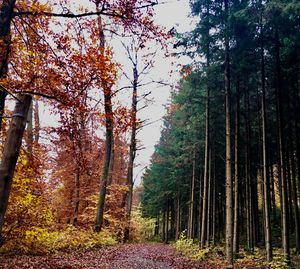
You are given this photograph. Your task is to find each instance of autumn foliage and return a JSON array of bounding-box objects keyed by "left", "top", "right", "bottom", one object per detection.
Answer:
[{"left": 0, "top": 0, "right": 167, "bottom": 254}]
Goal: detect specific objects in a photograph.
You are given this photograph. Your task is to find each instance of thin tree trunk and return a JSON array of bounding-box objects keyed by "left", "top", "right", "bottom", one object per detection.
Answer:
[
  {"left": 95, "top": 9, "right": 114, "bottom": 232},
  {"left": 290, "top": 87, "right": 300, "bottom": 252},
  {"left": 212, "top": 148, "right": 216, "bottom": 245},
  {"left": 0, "top": 0, "right": 16, "bottom": 131},
  {"left": 245, "top": 88, "right": 253, "bottom": 250},
  {"left": 198, "top": 171, "right": 203, "bottom": 241},
  {"left": 260, "top": 18, "right": 272, "bottom": 262},
  {"left": 175, "top": 194, "right": 180, "bottom": 240},
  {"left": 233, "top": 81, "right": 240, "bottom": 254},
  {"left": 224, "top": 0, "right": 233, "bottom": 263},
  {"left": 165, "top": 200, "right": 169, "bottom": 244},
  {"left": 124, "top": 61, "right": 138, "bottom": 241},
  {"left": 34, "top": 100, "right": 40, "bottom": 143},
  {"left": 72, "top": 166, "right": 80, "bottom": 226},
  {"left": 275, "top": 28, "right": 290, "bottom": 260},
  {"left": 200, "top": 7, "right": 210, "bottom": 248},
  {"left": 162, "top": 209, "right": 166, "bottom": 242},
  {"left": 207, "top": 149, "right": 212, "bottom": 245},
  {"left": 200, "top": 97, "right": 209, "bottom": 245},
  {"left": 188, "top": 153, "right": 196, "bottom": 239},
  {"left": 26, "top": 101, "right": 33, "bottom": 158},
  {"left": 155, "top": 215, "right": 159, "bottom": 236},
  {"left": 288, "top": 88, "right": 300, "bottom": 253},
  {"left": 261, "top": 22, "right": 272, "bottom": 261},
  {"left": 0, "top": 94, "right": 32, "bottom": 242},
  {"left": 108, "top": 139, "right": 115, "bottom": 185}
]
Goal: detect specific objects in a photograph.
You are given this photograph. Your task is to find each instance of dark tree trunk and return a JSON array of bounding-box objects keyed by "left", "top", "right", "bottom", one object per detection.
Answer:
[
  {"left": 260, "top": 22, "right": 272, "bottom": 261},
  {"left": 0, "top": 0, "right": 16, "bottom": 130},
  {"left": 72, "top": 166, "right": 80, "bottom": 226},
  {"left": 123, "top": 61, "right": 138, "bottom": 241},
  {"left": 245, "top": 88, "right": 253, "bottom": 250},
  {"left": 200, "top": 7, "right": 211, "bottom": 247},
  {"left": 207, "top": 150, "right": 212, "bottom": 244},
  {"left": 162, "top": 209, "right": 166, "bottom": 242},
  {"left": 275, "top": 28, "right": 290, "bottom": 260},
  {"left": 233, "top": 80, "right": 240, "bottom": 254},
  {"left": 261, "top": 32, "right": 272, "bottom": 262},
  {"left": 175, "top": 194, "right": 180, "bottom": 240},
  {"left": 0, "top": 94, "right": 32, "bottom": 243},
  {"left": 95, "top": 10, "right": 114, "bottom": 232},
  {"left": 188, "top": 153, "right": 196, "bottom": 239},
  {"left": 165, "top": 200, "right": 169, "bottom": 244}
]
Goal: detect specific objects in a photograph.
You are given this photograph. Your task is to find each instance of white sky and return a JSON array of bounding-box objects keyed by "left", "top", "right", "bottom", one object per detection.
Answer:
[{"left": 129, "top": 0, "right": 193, "bottom": 185}]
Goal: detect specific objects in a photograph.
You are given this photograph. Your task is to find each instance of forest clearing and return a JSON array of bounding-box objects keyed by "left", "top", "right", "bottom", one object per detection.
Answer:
[{"left": 0, "top": 0, "right": 300, "bottom": 268}]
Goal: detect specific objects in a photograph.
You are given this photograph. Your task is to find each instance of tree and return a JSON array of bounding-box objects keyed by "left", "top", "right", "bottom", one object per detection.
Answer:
[{"left": 0, "top": 94, "right": 32, "bottom": 241}]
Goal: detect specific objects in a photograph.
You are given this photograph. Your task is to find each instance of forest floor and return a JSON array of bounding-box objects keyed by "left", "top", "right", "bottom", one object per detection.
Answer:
[{"left": 0, "top": 243, "right": 271, "bottom": 269}]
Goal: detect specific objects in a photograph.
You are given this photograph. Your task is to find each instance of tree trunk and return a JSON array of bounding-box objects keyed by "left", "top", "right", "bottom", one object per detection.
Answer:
[
  {"left": 71, "top": 165, "right": 80, "bottom": 226},
  {"left": 212, "top": 149, "right": 216, "bottom": 245},
  {"left": 0, "top": 94, "right": 32, "bottom": 242},
  {"left": 34, "top": 100, "right": 40, "bottom": 143},
  {"left": 260, "top": 21, "right": 272, "bottom": 261},
  {"left": 275, "top": 28, "right": 290, "bottom": 260},
  {"left": 245, "top": 88, "right": 253, "bottom": 250},
  {"left": 95, "top": 9, "right": 114, "bottom": 232},
  {"left": 207, "top": 149, "right": 212, "bottom": 245},
  {"left": 0, "top": 0, "right": 16, "bottom": 130},
  {"left": 26, "top": 101, "right": 33, "bottom": 157},
  {"left": 162, "top": 209, "right": 166, "bottom": 242},
  {"left": 175, "top": 194, "right": 180, "bottom": 240},
  {"left": 224, "top": 0, "right": 233, "bottom": 264},
  {"left": 165, "top": 200, "right": 169, "bottom": 244},
  {"left": 290, "top": 87, "right": 300, "bottom": 252},
  {"left": 200, "top": 6, "right": 211, "bottom": 248},
  {"left": 188, "top": 153, "right": 196, "bottom": 239},
  {"left": 124, "top": 62, "right": 138, "bottom": 241},
  {"left": 233, "top": 81, "right": 240, "bottom": 254}
]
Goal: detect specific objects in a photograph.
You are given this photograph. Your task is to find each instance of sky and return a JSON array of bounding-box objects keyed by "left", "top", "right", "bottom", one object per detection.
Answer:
[{"left": 125, "top": 0, "right": 194, "bottom": 185}]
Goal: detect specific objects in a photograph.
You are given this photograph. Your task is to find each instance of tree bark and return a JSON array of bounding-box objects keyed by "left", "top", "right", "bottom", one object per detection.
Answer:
[
  {"left": 95, "top": 9, "right": 114, "bottom": 232},
  {"left": 188, "top": 152, "right": 196, "bottom": 239},
  {"left": 224, "top": 0, "right": 233, "bottom": 264},
  {"left": 26, "top": 101, "right": 33, "bottom": 157},
  {"left": 261, "top": 24, "right": 272, "bottom": 260},
  {"left": 175, "top": 194, "right": 180, "bottom": 240},
  {"left": 72, "top": 166, "right": 80, "bottom": 226},
  {"left": 245, "top": 88, "right": 253, "bottom": 250},
  {"left": 233, "top": 80, "right": 240, "bottom": 254},
  {"left": 200, "top": 4, "right": 211, "bottom": 247},
  {"left": 123, "top": 61, "right": 138, "bottom": 241},
  {"left": 34, "top": 100, "right": 40, "bottom": 143},
  {"left": 275, "top": 28, "right": 290, "bottom": 260},
  {"left": 0, "top": 0, "right": 16, "bottom": 130},
  {"left": 0, "top": 94, "right": 32, "bottom": 242}
]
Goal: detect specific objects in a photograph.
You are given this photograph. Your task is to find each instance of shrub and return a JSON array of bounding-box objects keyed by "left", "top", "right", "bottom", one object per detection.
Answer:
[
  {"left": 174, "top": 232, "right": 209, "bottom": 261},
  {"left": 1, "top": 226, "right": 116, "bottom": 254},
  {"left": 130, "top": 206, "right": 156, "bottom": 242}
]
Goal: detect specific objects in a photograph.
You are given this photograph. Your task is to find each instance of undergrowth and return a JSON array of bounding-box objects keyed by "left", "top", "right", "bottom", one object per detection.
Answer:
[
  {"left": 0, "top": 226, "right": 116, "bottom": 254},
  {"left": 174, "top": 233, "right": 296, "bottom": 268}
]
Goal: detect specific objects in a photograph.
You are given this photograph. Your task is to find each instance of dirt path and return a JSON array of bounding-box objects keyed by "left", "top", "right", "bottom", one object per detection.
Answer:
[{"left": 0, "top": 243, "right": 220, "bottom": 269}]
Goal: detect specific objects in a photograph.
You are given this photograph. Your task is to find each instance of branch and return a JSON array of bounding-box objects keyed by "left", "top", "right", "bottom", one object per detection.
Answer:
[
  {"left": 14, "top": 90, "right": 64, "bottom": 103},
  {"left": 14, "top": 10, "right": 121, "bottom": 19},
  {"left": 13, "top": 2, "right": 158, "bottom": 19},
  {"left": 0, "top": 85, "right": 22, "bottom": 102}
]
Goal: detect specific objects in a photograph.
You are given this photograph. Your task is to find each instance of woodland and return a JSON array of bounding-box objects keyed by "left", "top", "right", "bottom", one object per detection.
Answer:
[{"left": 0, "top": 0, "right": 299, "bottom": 269}]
